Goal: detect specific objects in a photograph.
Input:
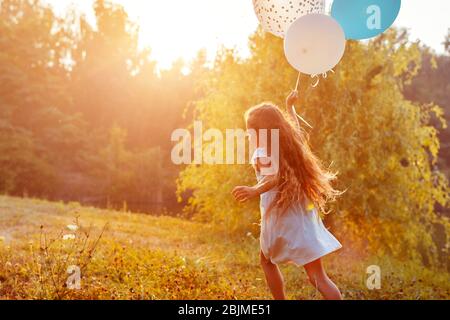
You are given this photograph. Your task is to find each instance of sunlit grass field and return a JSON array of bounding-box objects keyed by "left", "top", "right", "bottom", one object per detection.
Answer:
[{"left": 0, "top": 195, "right": 448, "bottom": 300}]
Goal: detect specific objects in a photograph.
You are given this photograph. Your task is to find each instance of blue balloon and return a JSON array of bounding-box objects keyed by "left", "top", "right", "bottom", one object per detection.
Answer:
[{"left": 331, "top": 0, "right": 401, "bottom": 40}]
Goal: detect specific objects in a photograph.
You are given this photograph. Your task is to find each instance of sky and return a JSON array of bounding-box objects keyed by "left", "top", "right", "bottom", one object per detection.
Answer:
[{"left": 44, "top": 0, "right": 450, "bottom": 69}]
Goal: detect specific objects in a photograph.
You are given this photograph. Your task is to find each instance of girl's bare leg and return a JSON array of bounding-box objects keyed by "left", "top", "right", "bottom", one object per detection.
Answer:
[
  {"left": 304, "top": 258, "right": 342, "bottom": 300},
  {"left": 260, "top": 251, "right": 286, "bottom": 300}
]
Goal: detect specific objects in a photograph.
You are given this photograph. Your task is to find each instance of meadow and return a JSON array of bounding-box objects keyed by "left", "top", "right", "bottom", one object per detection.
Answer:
[{"left": 0, "top": 195, "right": 448, "bottom": 300}]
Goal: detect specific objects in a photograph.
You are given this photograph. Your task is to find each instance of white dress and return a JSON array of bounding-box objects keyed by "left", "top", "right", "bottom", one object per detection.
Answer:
[{"left": 252, "top": 147, "right": 342, "bottom": 266}]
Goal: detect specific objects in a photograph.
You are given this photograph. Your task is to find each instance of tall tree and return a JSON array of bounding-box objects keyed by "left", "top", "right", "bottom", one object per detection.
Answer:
[
  {"left": 405, "top": 34, "right": 450, "bottom": 177},
  {"left": 0, "top": 0, "right": 76, "bottom": 195},
  {"left": 70, "top": 0, "right": 139, "bottom": 128}
]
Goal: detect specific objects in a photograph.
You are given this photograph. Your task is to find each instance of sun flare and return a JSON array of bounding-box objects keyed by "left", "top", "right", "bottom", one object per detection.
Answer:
[{"left": 47, "top": 0, "right": 257, "bottom": 69}]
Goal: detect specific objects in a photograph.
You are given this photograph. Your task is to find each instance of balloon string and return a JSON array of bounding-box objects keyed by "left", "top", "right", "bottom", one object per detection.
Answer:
[
  {"left": 295, "top": 71, "right": 301, "bottom": 92},
  {"left": 311, "top": 69, "right": 335, "bottom": 88},
  {"left": 293, "top": 106, "right": 313, "bottom": 129},
  {"left": 292, "top": 72, "right": 313, "bottom": 129}
]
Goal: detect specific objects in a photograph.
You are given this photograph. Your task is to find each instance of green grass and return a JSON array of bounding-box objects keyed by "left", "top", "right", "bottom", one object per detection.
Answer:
[{"left": 0, "top": 195, "right": 449, "bottom": 300}]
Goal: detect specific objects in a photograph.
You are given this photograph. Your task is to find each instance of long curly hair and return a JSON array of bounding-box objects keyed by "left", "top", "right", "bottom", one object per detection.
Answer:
[{"left": 245, "top": 102, "right": 341, "bottom": 214}]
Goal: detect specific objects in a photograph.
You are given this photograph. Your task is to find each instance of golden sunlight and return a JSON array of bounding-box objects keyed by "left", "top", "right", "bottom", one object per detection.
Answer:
[
  {"left": 1, "top": 0, "right": 450, "bottom": 302},
  {"left": 47, "top": 0, "right": 258, "bottom": 69}
]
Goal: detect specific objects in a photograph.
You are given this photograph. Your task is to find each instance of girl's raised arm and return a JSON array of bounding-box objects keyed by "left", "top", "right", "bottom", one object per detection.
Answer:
[{"left": 286, "top": 90, "right": 313, "bottom": 130}]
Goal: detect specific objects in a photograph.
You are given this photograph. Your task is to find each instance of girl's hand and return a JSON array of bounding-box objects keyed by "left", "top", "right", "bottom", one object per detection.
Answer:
[
  {"left": 232, "top": 186, "right": 258, "bottom": 203},
  {"left": 286, "top": 90, "right": 299, "bottom": 108}
]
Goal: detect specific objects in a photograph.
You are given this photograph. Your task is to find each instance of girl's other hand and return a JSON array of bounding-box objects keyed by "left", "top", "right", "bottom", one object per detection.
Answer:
[
  {"left": 232, "top": 186, "right": 257, "bottom": 203},
  {"left": 286, "top": 90, "right": 299, "bottom": 108}
]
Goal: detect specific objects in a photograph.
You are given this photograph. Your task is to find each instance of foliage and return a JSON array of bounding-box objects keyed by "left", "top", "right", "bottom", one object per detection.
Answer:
[
  {"left": 405, "top": 43, "right": 450, "bottom": 177},
  {"left": 98, "top": 126, "right": 165, "bottom": 210},
  {"left": 177, "top": 30, "right": 450, "bottom": 265},
  {"left": 0, "top": 0, "right": 204, "bottom": 211},
  {"left": 0, "top": 123, "right": 56, "bottom": 195}
]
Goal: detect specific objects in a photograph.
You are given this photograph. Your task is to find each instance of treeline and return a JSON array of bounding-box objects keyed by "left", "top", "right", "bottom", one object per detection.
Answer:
[
  {"left": 405, "top": 30, "right": 450, "bottom": 177},
  {"left": 0, "top": 0, "right": 206, "bottom": 212}
]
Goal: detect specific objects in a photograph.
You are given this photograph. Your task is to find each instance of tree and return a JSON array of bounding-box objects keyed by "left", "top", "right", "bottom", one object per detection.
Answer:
[
  {"left": 0, "top": 0, "right": 71, "bottom": 126},
  {"left": 405, "top": 36, "right": 450, "bottom": 177},
  {"left": 69, "top": 0, "right": 139, "bottom": 128},
  {"left": 0, "top": 0, "right": 203, "bottom": 211},
  {"left": 0, "top": 122, "right": 56, "bottom": 196},
  {"left": 178, "top": 29, "right": 449, "bottom": 265},
  {"left": 99, "top": 126, "right": 165, "bottom": 212},
  {"left": 0, "top": 0, "right": 77, "bottom": 196}
]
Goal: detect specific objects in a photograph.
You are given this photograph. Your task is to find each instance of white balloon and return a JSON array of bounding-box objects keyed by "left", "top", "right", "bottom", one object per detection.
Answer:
[
  {"left": 253, "top": 0, "right": 325, "bottom": 38},
  {"left": 284, "top": 14, "right": 346, "bottom": 75}
]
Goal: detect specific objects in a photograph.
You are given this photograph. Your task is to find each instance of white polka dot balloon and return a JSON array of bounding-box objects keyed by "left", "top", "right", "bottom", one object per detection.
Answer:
[{"left": 253, "top": 0, "right": 325, "bottom": 38}]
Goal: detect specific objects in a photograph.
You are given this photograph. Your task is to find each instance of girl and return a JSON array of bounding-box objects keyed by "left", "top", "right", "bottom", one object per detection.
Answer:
[{"left": 232, "top": 91, "right": 343, "bottom": 300}]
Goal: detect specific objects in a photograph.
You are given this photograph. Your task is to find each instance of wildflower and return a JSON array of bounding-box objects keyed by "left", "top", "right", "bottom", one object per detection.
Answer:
[
  {"left": 63, "top": 234, "right": 76, "bottom": 240},
  {"left": 67, "top": 224, "right": 78, "bottom": 231}
]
